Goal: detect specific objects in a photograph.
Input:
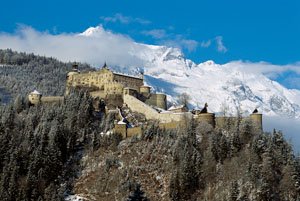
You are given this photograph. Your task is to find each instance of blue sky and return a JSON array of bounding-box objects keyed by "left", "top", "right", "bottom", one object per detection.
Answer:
[{"left": 1, "top": 0, "right": 300, "bottom": 88}]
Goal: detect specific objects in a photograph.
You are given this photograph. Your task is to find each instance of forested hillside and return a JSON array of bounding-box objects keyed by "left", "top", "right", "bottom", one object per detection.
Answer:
[
  {"left": 0, "top": 49, "right": 299, "bottom": 201},
  {"left": 0, "top": 90, "right": 120, "bottom": 200},
  {"left": 71, "top": 120, "right": 300, "bottom": 200},
  {"left": 0, "top": 49, "right": 92, "bottom": 102}
]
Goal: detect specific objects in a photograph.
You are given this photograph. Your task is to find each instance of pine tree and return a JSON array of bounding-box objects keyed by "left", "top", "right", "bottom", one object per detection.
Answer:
[
  {"left": 127, "top": 184, "right": 149, "bottom": 201},
  {"left": 230, "top": 180, "right": 239, "bottom": 201}
]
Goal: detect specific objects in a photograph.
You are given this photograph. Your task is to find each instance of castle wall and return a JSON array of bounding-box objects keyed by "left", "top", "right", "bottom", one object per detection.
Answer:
[
  {"left": 215, "top": 117, "right": 239, "bottom": 129},
  {"left": 105, "top": 94, "right": 123, "bottom": 109},
  {"left": 90, "top": 91, "right": 106, "bottom": 99},
  {"left": 140, "top": 86, "right": 150, "bottom": 94},
  {"left": 29, "top": 95, "right": 64, "bottom": 105},
  {"left": 159, "top": 121, "right": 187, "bottom": 130},
  {"left": 28, "top": 94, "right": 42, "bottom": 105},
  {"left": 68, "top": 70, "right": 114, "bottom": 89},
  {"left": 144, "top": 93, "right": 167, "bottom": 110},
  {"left": 194, "top": 113, "right": 216, "bottom": 128},
  {"left": 124, "top": 94, "right": 190, "bottom": 123},
  {"left": 113, "top": 74, "right": 143, "bottom": 92},
  {"left": 113, "top": 124, "right": 142, "bottom": 139},
  {"left": 66, "top": 68, "right": 143, "bottom": 99},
  {"left": 104, "top": 82, "right": 123, "bottom": 95},
  {"left": 127, "top": 126, "right": 143, "bottom": 137},
  {"left": 41, "top": 96, "right": 64, "bottom": 104},
  {"left": 114, "top": 123, "right": 127, "bottom": 138},
  {"left": 250, "top": 114, "right": 263, "bottom": 130}
]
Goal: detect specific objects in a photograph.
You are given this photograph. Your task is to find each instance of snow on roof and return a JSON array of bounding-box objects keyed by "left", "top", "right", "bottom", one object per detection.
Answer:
[
  {"left": 168, "top": 104, "right": 185, "bottom": 111},
  {"left": 113, "top": 72, "right": 143, "bottom": 80},
  {"left": 31, "top": 90, "right": 41, "bottom": 95}
]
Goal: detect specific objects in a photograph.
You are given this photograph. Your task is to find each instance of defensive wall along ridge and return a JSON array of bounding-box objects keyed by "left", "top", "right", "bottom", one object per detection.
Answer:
[
  {"left": 27, "top": 63, "right": 263, "bottom": 138},
  {"left": 123, "top": 94, "right": 191, "bottom": 124}
]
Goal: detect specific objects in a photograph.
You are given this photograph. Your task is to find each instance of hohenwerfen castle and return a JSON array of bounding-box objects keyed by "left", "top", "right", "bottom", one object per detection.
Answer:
[{"left": 28, "top": 63, "right": 263, "bottom": 138}]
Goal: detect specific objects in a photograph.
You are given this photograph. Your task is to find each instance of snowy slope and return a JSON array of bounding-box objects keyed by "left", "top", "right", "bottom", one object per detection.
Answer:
[{"left": 81, "top": 27, "right": 300, "bottom": 118}]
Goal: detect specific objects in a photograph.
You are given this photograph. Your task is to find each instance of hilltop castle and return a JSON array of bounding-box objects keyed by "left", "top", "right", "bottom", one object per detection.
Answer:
[
  {"left": 65, "top": 63, "right": 167, "bottom": 110},
  {"left": 28, "top": 63, "right": 263, "bottom": 138}
]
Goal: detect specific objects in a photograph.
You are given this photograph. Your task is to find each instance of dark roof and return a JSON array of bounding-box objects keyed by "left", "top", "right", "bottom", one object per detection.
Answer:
[
  {"left": 102, "top": 62, "right": 107, "bottom": 68},
  {"left": 113, "top": 72, "right": 143, "bottom": 80}
]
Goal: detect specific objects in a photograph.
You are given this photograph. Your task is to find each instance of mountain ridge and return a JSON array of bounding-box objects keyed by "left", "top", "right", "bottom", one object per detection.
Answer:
[{"left": 81, "top": 26, "right": 300, "bottom": 118}]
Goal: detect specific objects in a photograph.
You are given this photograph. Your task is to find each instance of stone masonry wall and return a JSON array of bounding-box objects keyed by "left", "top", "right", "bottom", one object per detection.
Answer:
[{"left": 124, "top": 94, "right": 190, "bottom": 123}]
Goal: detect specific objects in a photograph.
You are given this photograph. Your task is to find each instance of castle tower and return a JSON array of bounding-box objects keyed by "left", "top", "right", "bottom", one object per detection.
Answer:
[
  {"left": 66, "top": 63, "right": 80, "bottom": 95},
  {"left": 102, "top": 62, "right": 108, "bottom": 69},
  {"left": 155, "top": 93, "right": 167, "bottom": 110},
  {"left": 195, "top": 113, "right": 216, "bottom": 128},
  {"left": 250, "top": 113, "right": 263, "bottom": 130},
  {"left": 140, "top": 85, "right": 151, "bottom": 95},
  {"left": 28, "top": 90, "right": 42, "bottom": 105}
]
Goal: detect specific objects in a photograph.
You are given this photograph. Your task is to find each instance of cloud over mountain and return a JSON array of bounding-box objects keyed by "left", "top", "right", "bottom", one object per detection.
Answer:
[
  {"left": 3, "top": 25, "right": 299, "bottom": 117},
  {"left": 1, "top": 25, "right": 300, "bottom": 148},
  {"left": 0, "top": 25, "right": 148, "bottom": 67},
  {"left": 0, "top": 25, "right": 299, "bottom": 82}
]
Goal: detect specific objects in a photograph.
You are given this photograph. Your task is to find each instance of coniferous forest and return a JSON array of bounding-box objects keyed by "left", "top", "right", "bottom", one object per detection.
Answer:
[{"left": 0, "top": 49, "right": 300, "bottom": 200}]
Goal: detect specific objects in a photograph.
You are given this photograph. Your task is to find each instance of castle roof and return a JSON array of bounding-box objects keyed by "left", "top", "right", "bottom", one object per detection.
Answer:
[
  {"left": 102, "top": 62, "right": 107, "bottom": 68},
  {"left": 31, "top": 90, "right": 41, "bottom": 95},
  {"left": 168, "top": 104, "right": 186, "bottom": 111},
  {"left": 113, "top": 72, "right": 143, "bottom": 80}
]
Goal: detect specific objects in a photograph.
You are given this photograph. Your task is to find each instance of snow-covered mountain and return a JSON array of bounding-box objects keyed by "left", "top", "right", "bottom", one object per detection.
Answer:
[{"left": 81, "top": 27, "right": 300, "bottom": 118}]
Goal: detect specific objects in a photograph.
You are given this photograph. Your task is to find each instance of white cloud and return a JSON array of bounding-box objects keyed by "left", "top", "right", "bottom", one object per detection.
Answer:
[
  {"left": 142, "top": 29, "right": 167, "bottom": 39},
  {"left": 141, "top": 28, "right": 199, "bottom": 52},
  {"left": 215, "top": 36, "right": 227, "bottom": 53},
  {"left": 224, "top": 60, "right": 300, "bottom": 80},
  {"left": 264, "top": 116, "right": 300, "bottom": 153},
  {"left": 162, "top": 37, "right": 198, "bottom": 52},
  {"left": 100, "top": 13, "right": 151, "bottom": 25},
  {"left": 200, "top": 37, "right": 228, "bottom": 53},
  {"left": 220, "top": 60, "right": 300, "bottom": 91},
  {"left": 0, "top": 25, "right": 299, "bottom": 83},
  {"left": 200, "top": 40, "right": 211, "bottom": 48},
  {"left": 0, "top": 25, "right": 147, "bottom": 68}
]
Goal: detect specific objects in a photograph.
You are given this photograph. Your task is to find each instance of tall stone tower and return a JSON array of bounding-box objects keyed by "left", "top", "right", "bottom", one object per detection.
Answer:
[
  {"left": 250, "top": 113, "right": 263, "bottom": 130},
  {"left": 66, "top": 63, "right": 80, "bottom": 95}
]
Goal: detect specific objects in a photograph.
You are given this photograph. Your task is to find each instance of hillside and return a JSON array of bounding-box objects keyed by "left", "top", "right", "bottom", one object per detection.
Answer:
[
  {"left": 0, "top": 49, "right": 92, "bottom": 102},
  {"left": 0, "top": 50, "right": 299, "bottom": 200},
  {"left": 0, "top": 91, "right": 299, "bottom": 200}
]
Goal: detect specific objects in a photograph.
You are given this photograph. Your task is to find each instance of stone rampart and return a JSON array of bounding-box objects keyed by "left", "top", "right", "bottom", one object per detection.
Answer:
[
  {"left": 124, "top": 94, "right": 190, "bottom": 123},
  {"left": 127, "top": 126, "right": 143, "bottom": 137},
  {"left": 41, "top": 96, "right": 64, "bottom": 104}
]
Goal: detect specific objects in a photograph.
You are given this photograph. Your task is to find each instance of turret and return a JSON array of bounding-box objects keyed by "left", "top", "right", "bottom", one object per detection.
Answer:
[
  {"left": 140, "top": 85, "right": 151, "bottom": 95},
  {"left": 66, "top": 63, "right": 80, "bottom": 95},
  {"left": 195, "top": 113, "right": 216, "bottom": 128},
  {"left": 28, "top": 90, "right": 42, "bottom": 105},
  {"left": 155, "top": 93, "right": 167, "bottom": 110},
  {"left": 250, "top": 113, "right": 263, "bottom": 130},
  {"left": 67, "top": 63, "right": 80, "bottom": 78}
]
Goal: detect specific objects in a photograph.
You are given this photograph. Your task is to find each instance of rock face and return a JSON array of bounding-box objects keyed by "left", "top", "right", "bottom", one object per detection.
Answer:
[{"left": 81, "top": 27, "right": 300, "bottom": 118}]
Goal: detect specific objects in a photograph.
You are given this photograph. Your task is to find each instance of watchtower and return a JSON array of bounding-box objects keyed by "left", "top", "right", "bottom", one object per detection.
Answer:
[{"left": 28, "top": 90, "right": 42, "bottom": 105}]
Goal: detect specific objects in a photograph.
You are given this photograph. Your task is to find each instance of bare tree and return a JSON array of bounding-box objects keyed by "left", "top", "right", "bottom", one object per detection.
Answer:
[{"left": 177, "top": 92, "right": 191, "bottom": 107}]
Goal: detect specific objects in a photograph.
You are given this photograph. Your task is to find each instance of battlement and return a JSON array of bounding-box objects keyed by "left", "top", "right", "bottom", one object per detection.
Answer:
[{"left": 28, "top": 90, "right": 64, "bottom": 105}]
